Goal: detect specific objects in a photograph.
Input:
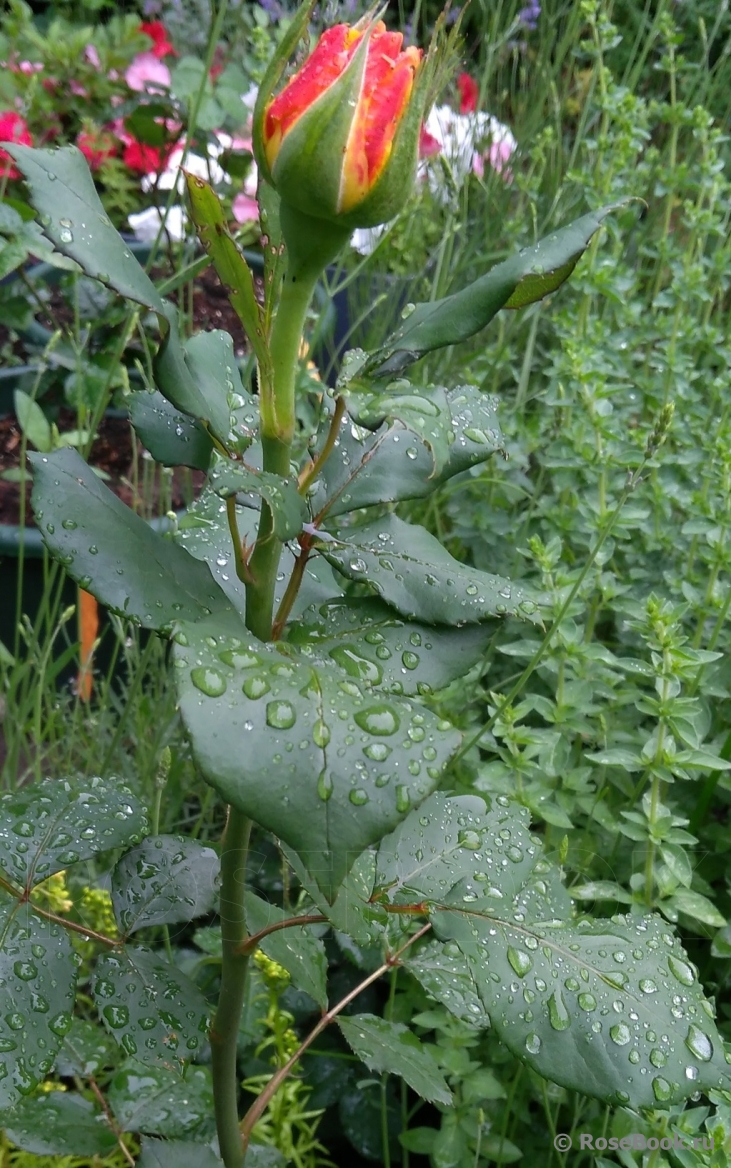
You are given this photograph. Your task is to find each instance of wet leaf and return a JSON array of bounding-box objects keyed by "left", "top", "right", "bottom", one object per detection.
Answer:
[
  {"left": 93, "top": 946, "right": 210, "bottom": 1069},
  {"left": 319, "top": 514, "right": 539, "bottom": 626},
  {"left": 312, "top": 385, "right": 503, "bottom": 520},
  {"left": 0, "top": 776, "right": 148, "bottom": 889},
  {"left": 421, "top": 803, "right": 731, "bottom": 1108},
  {"left": 109, "top": 1060, "right": 214, "bottom": 1138},
  {"left": 345, "top": 384, "right": 452, "bottom": 476},
  {"left": 30, "top": 448, "right": 232, "bottom": 632},
  {"left": 128, "top": 390, "right": 213, "bottom": 471},
  {"left": 289, "top": 598, "right": 492, "bottom": 697},
  {"left": 3, "top": 144, "right": 165, "bottom": 314},
  {"left": 1, "top": 1092, "right": 117, "bottom": 1157},
  {"left": 174, "top": 610, "right": 460, "bottom": 900},
  {"left": 208, "top": 458, "right": 308, "bottom": 542},
  {"left": 367, "top": 203, "right": 632, "bottom": 375},
  {"left": 138, "top": 1136, "right": 223, "bottom": 1168},
  {"left": 111, "top": 836, "right": 220, "bottom": 936},
  {"left": 244, "top": 891, "right": 327, "bottom": 1008},
  {"left": 338, "top": 1013, "right": 452, "bottom": 1105},
  {"left": 55, "top": 1018, "right": 118, "bottom": 1077},
  {"left": 404, "top": 940, "right": 487, "bottom": 1028},
  {"left": 0, "top": 894, "right": 78, "bottom": 1109},
  {"left": 175, "top": 487, "right": 341, "bottom": 621},
  {"left": 283, "top": 845, "right": 386, "bottom": 947}
]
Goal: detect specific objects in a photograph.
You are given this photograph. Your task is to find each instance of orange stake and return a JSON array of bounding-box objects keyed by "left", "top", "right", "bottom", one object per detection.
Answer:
[{"left": 77, "top": 588, "right": 99, "bottom": 702}]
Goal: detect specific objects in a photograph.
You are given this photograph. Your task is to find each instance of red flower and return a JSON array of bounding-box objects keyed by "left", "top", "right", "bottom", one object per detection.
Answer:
[
  {"left": 122, "top": 139, "right": 170, "bottom": 174},
  {"left": 138, "top": 21, "right": 177, "bottom": 59},
  {"left": 261, "top": 21, "right": 422, "bottom": 224},
  {"left": 77, "top": 128, "right": 117, "bottom": 170},
  {"left": 0, "top": 111, "right": 32, "bottom": 179},
  {"left": 457, "top": 72, "right": 479, "bottom": 114}
]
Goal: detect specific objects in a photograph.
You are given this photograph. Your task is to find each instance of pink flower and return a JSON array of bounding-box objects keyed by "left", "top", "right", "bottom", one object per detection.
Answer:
[
  {"left": 84, "top": 44, "right": 101, "bottom": 69},
  {"left": 232, "top": 192, "right": 259, "bottom": 223},
  {"left": 17, "top": 60, "right": 43, "bottom": 75},
  {"left": 457, "top": 72, "right": 479, "bottom": 114},
  {"left": 138, "top": 21, "right": 176, "bottom": 59},
  {"left": 0, "top": 111, "right": 32, "bottom": 179},
  {"left": 70, "top": 80, "right": 87, "bottom": 97},
  {"left": 419, "top": 125, "right": 442, "bottom": 158},
  {"left": 125, "top": 52, "right": 171, "bottom": 94}
]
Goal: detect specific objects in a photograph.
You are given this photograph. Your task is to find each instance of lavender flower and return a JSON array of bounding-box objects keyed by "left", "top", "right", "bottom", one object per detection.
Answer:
[{"left": 518, "top": 0, "right": 541, "bottom": 31}]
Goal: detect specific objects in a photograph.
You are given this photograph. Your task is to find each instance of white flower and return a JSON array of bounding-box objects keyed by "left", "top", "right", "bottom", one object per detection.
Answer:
[{"left": 128, "top": 205, "right": 187, "bottom": 242}]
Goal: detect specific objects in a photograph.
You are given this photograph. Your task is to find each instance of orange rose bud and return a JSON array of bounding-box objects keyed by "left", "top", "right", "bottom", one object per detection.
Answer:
[{"left": 256, "top": 19, "right": 424, "bottom": 229}]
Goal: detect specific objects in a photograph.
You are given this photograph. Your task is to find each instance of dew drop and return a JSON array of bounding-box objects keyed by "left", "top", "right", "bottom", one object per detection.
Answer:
[
  {"left": 243, "top": 676, "right": 270, "bottom": 699},
  {"left": 354, "top": 705, "right": 400, "bottom": 736},
  {"left": 547, "top": 990, "right": 571, "bottom": 1031},
  {"left": 349, "top": 789, "right": 369, "bottom": 806},
  {"left": 685, "top": 1024, "right": 713, "bottom": 1062},
  {"left": 652, "top": 1076, "right": 672, "bottom": 1102},
  {"left": 668, "top": 956, "right": 695, "bottom": 986},
  {"left": 266, "top": 700, "right": 297, "bottom": 729},
  {"left": 525, "top": 1033, "right": 541, "bottom": 1055},
  {"left": 190, "top": 667, "right": 227, "bottom": 697},
  {"left": 609, "top": 1022, "right": 631, "bottom": 1046},
  {"left": 507, "top": 947, "right": 533, "bottom": 977}
]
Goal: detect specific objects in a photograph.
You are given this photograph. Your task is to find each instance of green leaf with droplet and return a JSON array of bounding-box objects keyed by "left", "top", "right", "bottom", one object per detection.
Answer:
[
  {"left": 338, "top": 1014, "right": 452, "bottom": 1105},
  {"left": 375, "top": 793, "right": 554, "bottom": 909},
  {"left": 153, "top": 319, "right": 238, "bottom": 445},
  {"left": 2, "top": 144, "right": 166, "bottom": 315},
  {"left": 111, "top": 836, "right": 220, "bottom": 937},
  {"left": 289, "top": 598, "right": 493, "bottom": 697},
  {"left": 0, "top": 893, "right": 77, "bottom": 1109},
  {"left": 128, "top": 390, "right": 213, "bottom": 471},
  {"left": 0, "top": 776, "right": 148, "bottom": 890},
  {"left": 93, "top": 946, "right": 210, "bottom": 1070},
  {"left": 423, "top": 805, "right": 731, "bottom": 1108},
  {"left": 318, "top": 514, "right": 540, "bottom": 626},
  {"left": 345, "top": 384, "right": 452, "bottom": 476},
  {"left": 54, "top": 1018, "right": 118, "bottom": 1078},
  {"left": 282, "top": 845, "right": 387, "bottom": 947},
  {"left": 29, "top": 447, "right": 233, "bottom": 632},
  {"left": 366, "top": 202, "right": 635, "bottom": 375},
  {"left": 244, "top": 891, "right": 328, "bottom": 1008},
  {"left": 108, "top": 1060, "right": 214, "bottom": 1138},
  {"left": 175, "top": 486, "right": 342, "bottom": 620},
  {"left": 403, "top": 940, "right": 486, "bottom": 1028},
  {"left": 312, "top": 385, "right": 503, "bottom": 520},
  {"left": 1, "top": 1092, "right": 117, "bottom": 1157},
  {"left": 174, "top": 610, "right": 461, "bottom": 900},
  {"left": 138, "top": 1137, "right": 225, "bottom": 1168},
  {"left": 208, "top": 458, "right": 308, "bottom": 542}
]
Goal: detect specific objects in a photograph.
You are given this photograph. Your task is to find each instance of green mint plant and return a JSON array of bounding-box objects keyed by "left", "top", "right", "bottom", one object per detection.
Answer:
[{"left": 2, "top": 5, "right": 730, "bottom": 1166}]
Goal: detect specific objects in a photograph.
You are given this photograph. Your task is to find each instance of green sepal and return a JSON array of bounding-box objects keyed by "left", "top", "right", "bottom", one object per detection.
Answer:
[{"left": 252, "top": 0, "right": 318, "bottom": 185}]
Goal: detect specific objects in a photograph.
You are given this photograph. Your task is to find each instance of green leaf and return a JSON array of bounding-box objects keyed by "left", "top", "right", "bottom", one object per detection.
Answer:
[
  {"left": 4, "top": 144, "right": 165, "bottom": 314},
  {"left": 153, "top": 318, "right": 235, "bottom": 444},
  {"left": 109, "top": 1061, "right": 214, "bottom": 1138},
  {"left": 208, "top": 459, "right": 308, "bottom": 541},
  {"left": 282, "top": 845, "right": 386, "bottom": 947},
  {"left": 424, "top": 808, "right": 731, "bottom": 1106},
  {"left": 346, "top": 384, "right": 452, "bottom": 476},
  {"left": 1, "top": 1093, "right": 117, "bottom": 1157},
  {"left": 174, "top": 611, "right": 461, "bottom": 899},
  {"left": 111, "top": 836, "right": 220, "bottom": 936},
  {"left": 29, "top": 447, "right": 232, "bottom": 632},
  {"left": 138, "top": 1137, "right": 223, "bottom": 1168},
  {"left": 244, "top": 891, "right": 328, "bottom": 1008},
  {"left": 175, "top": 487, "right": 341, "bottom": 622},
  {"left": 399, "top": 1127, "right": 438, "bottom": 1154},
  {"left": 13, "top": 390, "right": 52, "bottom": 453},
  {"left": 404, "top": 940, "right": 487, "bottom": 1028},
  {"left": 290, "top": 597, "right": 492, "bottom": 697},
  {"left": 660, "top": 844, "right": 693, "bottom": 888},
  {"left": 128, "top": 390, "right": 213, "bottom": 471},
  {"left": 0, "top": 894, "right": 77, "bottom": 1108},
  {"left": 569, "top": 881, "right": 634, "bottom": 904},
  {"left": 54, "top": 1018, "right": 118, "bottom": 1077},
  {"left": 0, "top": 776, "right": 148, "bottom": 890},
  {"left": 185, "top": 175, "right": 270, "bottom": 378},
  {"left": 368, "top": 203, "right": 632, "bottom": 375},
  {"left": 244, "top": 1148, "right": 287, "bottom": 1168},
  {"left": 666, "top": 890, "right": 726, "bottom": 927},
  {"left": 338, "top": 1014, "right": 452, "bottom": 1105},
  {"left": 319, "top": 514, "right": 539, "bottom": 626},
  {"left": 93, "top": 946, "right": 210, "bottom": 1069},
  {"left": 313, "top": 384, "right": 503, "bottom": 520}
]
